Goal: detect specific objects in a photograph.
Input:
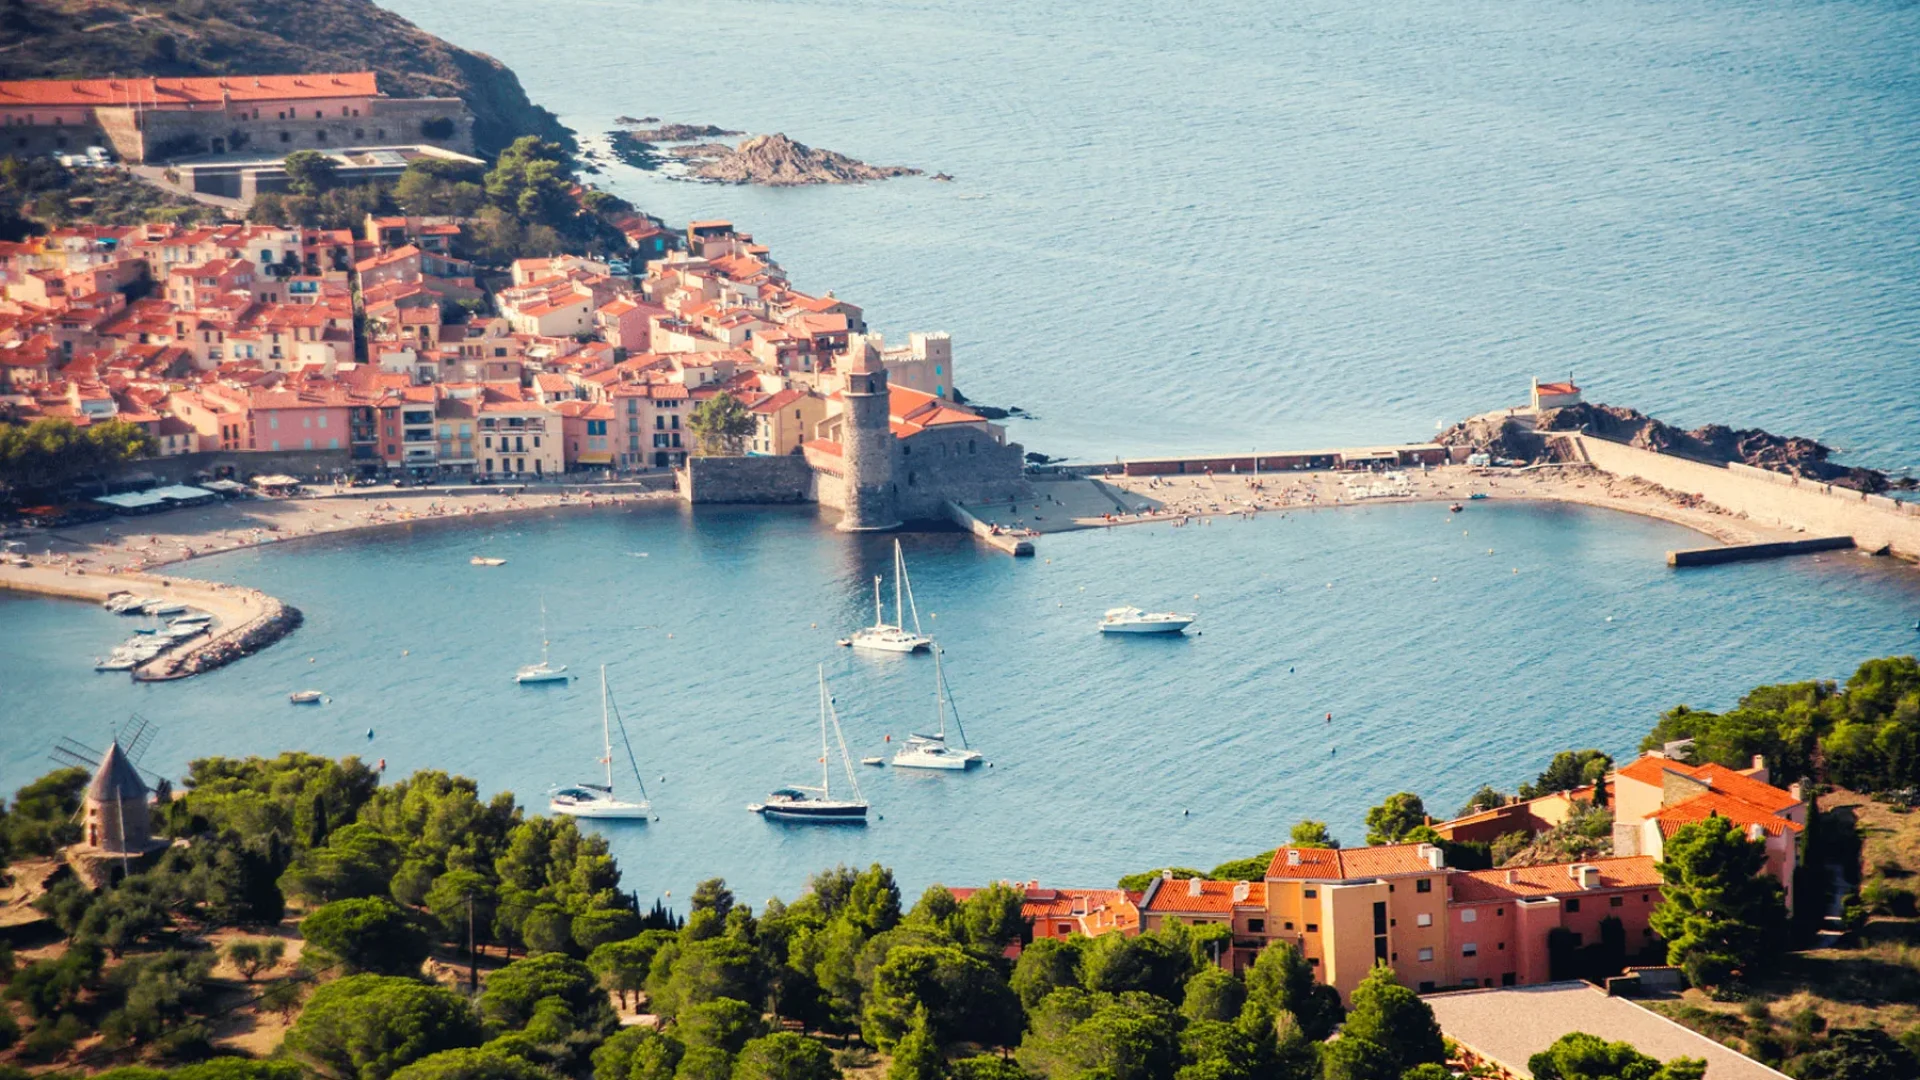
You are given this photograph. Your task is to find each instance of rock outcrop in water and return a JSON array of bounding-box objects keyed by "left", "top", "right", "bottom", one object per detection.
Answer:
[
  {"left": 1438, "top": 402, "right": 1912, "bottom": 493},
  {"left": 690, "top": 133, "right": 923, "bottom": 186},
  {"left": 621, "top": 122, "right": 744, "bottom": 142}
]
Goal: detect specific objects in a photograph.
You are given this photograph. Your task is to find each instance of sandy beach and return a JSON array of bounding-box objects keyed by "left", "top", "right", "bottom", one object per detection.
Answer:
[{"left": 963, "top": 462, "right": 1809, "bottom": 548}]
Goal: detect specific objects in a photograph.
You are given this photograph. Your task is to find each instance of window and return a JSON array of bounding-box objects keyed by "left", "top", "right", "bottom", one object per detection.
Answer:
[
  {"left": 1416, "top": 913, "right": 1432, "bottom": 927},
  {"left": 1610, "top": 896, "right": 1624, "bottom": 908},
  {"left": 1460, "top": 909, "right": 1476, "bottom": 924},
  {"left": 1247, "top": 919, "right": 1264, "bottom": 933},
  {"left": 1304, "top": 924, "right": 1318, "bottom": 933},
  {"left": 1417, "top": 948, "right": 1433, "bottom": 962},
  {"left": 1565, "top": 899, "right": 1581, "bottom": 913},
  {"left": 1283, "top": 922, "right": 1294, "bottom": 931},
  {"left": 1056, "top": 923, "right": 1071, "bottom": 934},
  {"left": 1496, "top": 907, "right": 1504, "bottom": 916},
  {"left": 280, "top": 131, "right": 291, "bottom": 143},
  {"left": 1303, "top": 889, "right": 1317, "bottom": 899},
  {"left": 1416, "top": 879, "right": 1432, "bottom": 894},
  {"left": 1308, "top": 958, "right": 1319, "bottom": 967},
  {"left": 1502, "top": 972, "right": 1516, "bottom": 986},
  {"left": 1462, "top": 943, "right": 1478, "bottom": 957}
]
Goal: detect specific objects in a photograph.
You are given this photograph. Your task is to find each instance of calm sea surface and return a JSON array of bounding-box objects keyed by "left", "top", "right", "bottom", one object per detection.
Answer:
[
  {"left": 4, "top": 503, "right": 1919, "bottom": 904},
  {"left": 8, "top": 0, "right": 1920, "bottom": 904}
]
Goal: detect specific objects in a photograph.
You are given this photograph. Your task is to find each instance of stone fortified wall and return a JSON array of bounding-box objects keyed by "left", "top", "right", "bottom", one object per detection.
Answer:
[
  {"left": 891, "top": 428, "right": 1031, "bottom": 521},
  {"left": 110, "top": 98, "right": 472, "bottom": 163},
  {"left": 1571, "top": 434, "right": 1920, "bottom": 560},
  {"left": 680, "top": 455, "right": 815, "bottom": 504}
]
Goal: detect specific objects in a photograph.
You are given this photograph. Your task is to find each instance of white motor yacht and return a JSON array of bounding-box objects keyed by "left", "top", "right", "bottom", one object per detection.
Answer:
[
  {"left": 839, "top": 540, "right": 933, "bottom": 653},
  {"left": 143, "top": 600, "right": 188, "bottom": 617},
  {"left": 1098, "top": 606, "right": 1196, "bottom": 635},
  {"left": 549, "top": 666, "right": 651, "bottom": 820},
  {"left": 892, "top": 646, "right": 982, "bottom": 770},
  {"left": 750, "top": 667, "right": 869, "bottom": 823}
]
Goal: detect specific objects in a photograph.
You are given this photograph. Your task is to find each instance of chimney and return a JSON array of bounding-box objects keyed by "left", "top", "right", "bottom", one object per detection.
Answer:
[
  {"left": 1748, "top": 823, "right": 1766, "bottom": 842},
  {"left": 1161, "top": 869, "right": 1174, "bottom": 881},
  {"left": 1418, "top": 844, "right": 1445, "bottom": 870},
  {"left": 1231, "top": 882, "right": 1249, "bottom": 903},
  {"left": 1789, "top": 782, "right": 1804, "bottom": 803},
  {"left": 1286, "top": 850, "right": 1301, "bottom": 867},
  {"left": 1187, "top": 878, "right": 1204, "bottom": 898},
  {"left": 1577, "top": 865, "right": 1599, "bottom": 890},
  {"left": 1505, "top": 869, "right": 1518, "bottom": 884}
]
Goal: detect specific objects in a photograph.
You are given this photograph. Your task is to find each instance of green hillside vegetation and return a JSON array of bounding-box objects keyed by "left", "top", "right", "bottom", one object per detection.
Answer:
[{"left": 0, "top": 0, "right": 570, "bottom": 157}]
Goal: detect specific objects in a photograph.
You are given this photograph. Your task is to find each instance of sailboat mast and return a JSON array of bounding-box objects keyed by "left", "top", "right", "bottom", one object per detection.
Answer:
[
  {"left": 600, "top": 665, "right": 614, "bottom": 791},
  {"left": 934, "top": 645, "right": 946, "bottom": 737},
  {"left": 894, "top": 541, "right": 904, "bottom": 630},
  {"left": 872, "top": 576, "right": 884, "bottom": 628},
  {"left": 540, "top": 596, "right": 551, "bottom": 666},
  {"left": 817, "top": 666, "right": 832, "bottom": 797}
]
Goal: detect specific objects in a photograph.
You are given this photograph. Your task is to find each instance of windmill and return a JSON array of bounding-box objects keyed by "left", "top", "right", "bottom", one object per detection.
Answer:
[{"left": 51, "top": 715, "right": 168, "bottom": 877}]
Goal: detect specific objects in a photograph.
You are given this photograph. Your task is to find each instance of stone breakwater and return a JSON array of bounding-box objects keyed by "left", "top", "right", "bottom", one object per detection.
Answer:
[{"left": 134, "top": 596, "right": 304, "bottom": 682}]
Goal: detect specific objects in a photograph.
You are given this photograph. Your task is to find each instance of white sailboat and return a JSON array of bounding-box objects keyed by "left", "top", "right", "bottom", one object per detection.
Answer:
[
  {"left": 839, "top": 539, "right": 933, "bottom": 653},
  {"left": 892, "top": 645, "right": 982, "bottom": 770},
  {"left": 750, "top": 665, "right": 870, "bottom": 822},
  {"left": 516, "top": 596, "right": 569, "bottom": 684},
  {"left": 550, "top": 666, "right": 652, "bottom": 820}
]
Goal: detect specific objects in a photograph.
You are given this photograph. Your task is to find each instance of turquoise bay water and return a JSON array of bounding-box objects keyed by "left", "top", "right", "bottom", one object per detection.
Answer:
[
  {"left": 3, "top": 502, "right": 1917, "bottom": 903},
  {"left": 376, "top": 0, "right": 1920, "bottom": 471}
]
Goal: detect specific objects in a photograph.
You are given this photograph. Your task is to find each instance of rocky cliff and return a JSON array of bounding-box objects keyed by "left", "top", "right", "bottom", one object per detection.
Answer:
[
  {"left": 0, "top": 0, "right": 570, "bottom": 157},
  {"left": 689, "top": 133, "right": 922, "bottom": 186},
  {"left": 1439, "top": 402, "right": 1910, "bottom": 493}
]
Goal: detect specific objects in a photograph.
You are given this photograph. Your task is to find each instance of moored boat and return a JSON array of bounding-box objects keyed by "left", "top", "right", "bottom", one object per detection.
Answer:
[
  {"left": 289, "top": 690, "right": 324, "bottom": 704},
  {"left": 891, "top": 646, "right": 982, "bottom": 770},
  {"left": 839, "top": 540, "right": 933, "bottom": 653},
  {"left": 1098, "top": 606, "right": 1195, "bottom": 635},
  {"left": 549, "top": 666, "right": 652, "bottom": 820},
  {"left": 750, "top": 666, "right": 869, "bottom": 823}
]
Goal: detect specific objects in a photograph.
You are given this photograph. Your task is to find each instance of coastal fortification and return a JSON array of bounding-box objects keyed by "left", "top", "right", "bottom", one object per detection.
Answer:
[{"left": 837, "top": 338, "right": 903, "bottom": 531}]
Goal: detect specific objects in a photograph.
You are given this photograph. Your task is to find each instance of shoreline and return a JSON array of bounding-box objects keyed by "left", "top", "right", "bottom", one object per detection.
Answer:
[{"left": 0, "top": 483, "right": 678, "bottom": 679}]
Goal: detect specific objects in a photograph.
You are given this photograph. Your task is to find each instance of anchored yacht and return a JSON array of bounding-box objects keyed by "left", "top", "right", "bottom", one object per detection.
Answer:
[
  {"left": 549, "top": 666, "right": 652, "bottom": 820},
  {"left": 1098, "top": 607, "right": 1196, "bottom": 635},
  {"left": 840, "top": 540, "right": 933, "bottom": 653},
  {"left": 750, "top": 667, "right": 869, "bottom": 822},
  {"left": 892, "top": 646, "right": 982, "bottom": 770}
]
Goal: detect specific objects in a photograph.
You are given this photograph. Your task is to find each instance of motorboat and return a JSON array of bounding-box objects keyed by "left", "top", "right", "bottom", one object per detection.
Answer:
[
  {"left": 891, "top": 645, "right": 982, "bottom": 770},
  {"left": 289, "top": 690, "right": 325, "bottom": 704},
  {"left": 749, "top": 666, "right": 869, "bottom": 823},
  {"left": 106, "top": 594, "right": 153, "bottom": 614},
  {"left": 95, "top": 656, "right": 136, "bottom": 672},
  {"left": 169, "top": 613, "right": 213, "bottom": 627},
  {"left": 839, "top": 539, "right": 933, "bottom": 653},
  {"left": 1449, "top": 503, "right": 1464, "bottom": 513},
  {"left": 549, "top": 666, "right": 652, "bottom": 820},
  {"left": 143, "top": 600, "right": 188, "bottom": 617},
  {"left": 1098, "top": 607, "right": 1195, "bottom": 634},
  {"left": 516, "top": 596, "right": 569, "bottom": 684},
  {"left": 472, "top": 556, "right": 507, "bottom": 567},
  {"left": 861, "top": 757, "right": 887, "bottom": 767}
]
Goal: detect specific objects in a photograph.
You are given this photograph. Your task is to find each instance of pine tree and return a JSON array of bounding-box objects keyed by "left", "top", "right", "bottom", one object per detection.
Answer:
[{"left": 1649, "top": 816, "right": 1788, "bottom": 988}]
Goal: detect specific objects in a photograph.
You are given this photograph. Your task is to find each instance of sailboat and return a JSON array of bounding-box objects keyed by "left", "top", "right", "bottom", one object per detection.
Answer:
[
  {"left": 549, "top": 666, "right": 652, "bottom": 820},
  {"left": 516, "top": 596, "right": 569, "bottom": 684},
  {"left": 749, "top": 665, "right": 869, "bottom": 822},
  {"left": 839, "top": 539, "right": 933, "bottom": 653},
  {"left": 892, "top": 644, "right": 982, "bottom": 770}
]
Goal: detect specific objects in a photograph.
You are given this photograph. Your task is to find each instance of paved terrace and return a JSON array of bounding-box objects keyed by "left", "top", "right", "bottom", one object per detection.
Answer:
[{"left": 1425, "top": 982, "right": 1786, "bottom": 1080}]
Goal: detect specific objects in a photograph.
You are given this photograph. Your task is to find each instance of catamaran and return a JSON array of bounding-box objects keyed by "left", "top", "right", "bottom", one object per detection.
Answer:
[
  {"left": 839, "top": 539, "right": 932, "bottom": 653},
  {"left": 750, "top": 666, "right": 869, "bottom": 822},
  {"left": 549, "top": 666, "right": 653, "bottom": 820},
  {"left": 516, "top": 596, "right": 569, "bottom": 684},
  {"left": 891, "top": 645, "right": 982, "bottom": 770}
]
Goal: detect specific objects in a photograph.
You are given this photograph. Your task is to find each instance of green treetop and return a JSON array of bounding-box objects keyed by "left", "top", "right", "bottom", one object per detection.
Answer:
[
  {"left": 689, "top": 391, "right": 756, "bottom": 457},
  {"left": 1649, "top": 815, "right": 1788, "bottom": 988},
  {"left": 1363, "top": 793, "right": 1428, "bottom": 846},
  {"left": 1528, "top": 1032, "right": 1706, "bottom": 1080}
]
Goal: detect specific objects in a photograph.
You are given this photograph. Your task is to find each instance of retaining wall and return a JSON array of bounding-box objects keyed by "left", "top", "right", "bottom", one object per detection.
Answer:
[
  {"left": 679, "top": 455, "right": 814, "bottom": 504},
  {"left": 1572, "top": 435, "right": 1920, "bottom": 560},
  {"left": 120, "top": 448, "right": 354, "bottom": 485}
]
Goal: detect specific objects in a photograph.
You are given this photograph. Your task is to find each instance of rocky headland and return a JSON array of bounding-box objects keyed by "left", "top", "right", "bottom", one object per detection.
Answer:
[
  {"left": 606, "top": 127, "right": 926, "bottom": 186},
  {"left": 0, "top": 0, "right": 571, "bottom": 157},
  {"left": 1439, "top": 402, "right": 1914, "bottom": 494}
]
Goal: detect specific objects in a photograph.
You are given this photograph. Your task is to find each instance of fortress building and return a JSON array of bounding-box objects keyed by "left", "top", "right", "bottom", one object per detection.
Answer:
[
  {"left": 835, "top": 337, "right": 901, "bottom": 531},
  {"left": 0, "top": 72, "right": 472, "bottom": 163}
]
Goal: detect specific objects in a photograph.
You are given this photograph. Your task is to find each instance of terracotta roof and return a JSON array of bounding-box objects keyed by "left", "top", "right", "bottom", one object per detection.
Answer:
[
  {"left": 1615, "top": 756, "right": 1800, "bottom": 815},
  {"left": 1266, "top": 843, "right": 1441, "bottom": 880},
  {"left": 0, "top": 72, "right": 378, "bottom": 107},
  {"left": 1653, "top": 792, "right": 1804, "bottom": 838},
  {"left": 1450, "top": 857, "right": 1661, "bottom": 903},
  {"left": 1535, "top": 381, "right": 1580, "bottom": 394},
  {"left": 1144, "top": 878, "right": 1267, "bottom": 913},
  {"left": 749, "top": 388, "right": 806, "bottom": 414}
]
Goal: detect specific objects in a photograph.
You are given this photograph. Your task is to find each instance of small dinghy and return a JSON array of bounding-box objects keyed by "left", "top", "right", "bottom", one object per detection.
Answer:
[{"left": 289, "top": 690, "right": 325, "bottom": 704}]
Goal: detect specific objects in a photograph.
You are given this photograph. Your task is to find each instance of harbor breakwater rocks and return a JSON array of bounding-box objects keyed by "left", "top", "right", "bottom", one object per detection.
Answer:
[{"left": 135, "top": 596, "right": 303, "bottom": 682}]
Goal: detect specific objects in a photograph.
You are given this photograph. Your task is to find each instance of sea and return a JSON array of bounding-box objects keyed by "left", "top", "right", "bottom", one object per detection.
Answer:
[{"left": 7, "top": 0, "right": 1920, "bottom": 905}]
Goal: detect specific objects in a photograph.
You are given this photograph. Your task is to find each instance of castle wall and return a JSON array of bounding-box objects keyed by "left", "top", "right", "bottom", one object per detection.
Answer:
[
  {"left": 891, "top": 427, "right": 1030, "bottom": 521},
  {"left": 681, "top": 455, "right": 814, "bottom": 503},
  {"left": 1571, "top": 434, "right": 1920, "bottom": 560},
  {"left": 840, "top": 372, "right": 899, "bottom": 531}
]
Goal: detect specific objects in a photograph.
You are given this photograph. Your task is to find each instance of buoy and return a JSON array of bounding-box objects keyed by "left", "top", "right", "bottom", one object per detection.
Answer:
[
  {"left": 1512, "top": 568, "right": 1518, "bottom": 574},
  {"left": 1432, "top": 576, "right": 1438, "bottom": 581},
  {"left": 402, "top": 649, "right": 409, "bottom": 656},
  {"left": 1488, "top": 548, "right": 1494, "bottom": 555},
  {"left": 667, "top": 633, "right": 673, "bottom": 639},
  {"left": 1289, "top": 666, "right": 1294, "bottom": 673},
  {"left": 1326, "top": 583, "right": 1333, "bottom": 589},
  {"left": 810, "top": 623, "right": 817, "bottom": 628},
  {"left": 365, "top": 728, "right": 374, "bottom": 740},
  {"left": 1606, "top": 616, "right": 1614, "bottom": 622},
  {"left": 309, "top": 657, "right": 316, "bottom": 664}
]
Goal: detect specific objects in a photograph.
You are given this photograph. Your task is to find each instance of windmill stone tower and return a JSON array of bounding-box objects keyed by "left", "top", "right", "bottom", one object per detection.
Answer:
[
  {"left": 80, "top": 739, "right": 155, "bottom": 855},
  {"left": 838, "top": 336, "right": 900, "bottom": 531}
]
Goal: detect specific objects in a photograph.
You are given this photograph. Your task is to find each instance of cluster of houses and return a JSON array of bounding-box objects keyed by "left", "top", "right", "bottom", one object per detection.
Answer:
[
  {"left": 958, "top": 749, "right": 1805, "bottom": 1002},
  {"left": 0, "top": 207, "right": 1011, "bottom": 490}
]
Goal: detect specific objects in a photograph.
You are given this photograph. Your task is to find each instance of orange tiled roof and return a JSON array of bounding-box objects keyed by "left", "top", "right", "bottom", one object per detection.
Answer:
[
  {"left": 1653, "top": 792, "right": 1804, "bottom": 838},
  {"left": 1144, "top": 878, "right": 1267, "bottom": 913},
  {"left": 1616, "top": 756, "right": 1800, "bottom": 815},
  {"left": 1266, "top": 843, "right": 1440, "bottom": 880},
  {"left": 1535, "top": 381, "right": 1580, "bottom": 394},
  {"left": 1451, "top": 856, "right": 1660, "bottom": 903},
  {"left": 0, "top": 73, "right": 379, "bottom": 107}
]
